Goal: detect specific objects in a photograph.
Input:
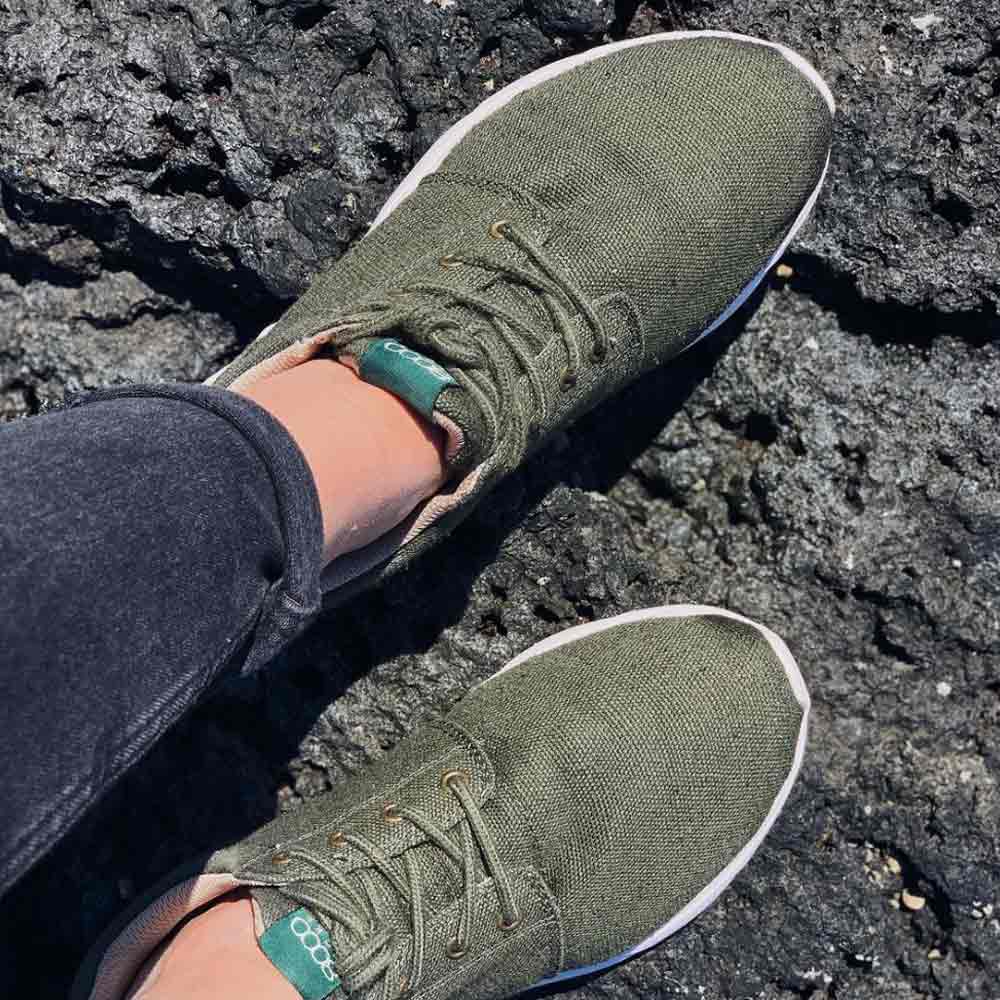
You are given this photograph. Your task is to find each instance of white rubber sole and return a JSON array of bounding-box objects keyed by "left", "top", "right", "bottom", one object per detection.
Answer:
[{"left": 486, "top": 604, "right": 810, "bottom": 988}]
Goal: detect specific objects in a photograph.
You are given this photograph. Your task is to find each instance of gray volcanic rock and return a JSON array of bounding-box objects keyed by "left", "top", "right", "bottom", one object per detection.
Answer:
[{"left": 1, "top": 1, "right": 998, "bottom": 998}]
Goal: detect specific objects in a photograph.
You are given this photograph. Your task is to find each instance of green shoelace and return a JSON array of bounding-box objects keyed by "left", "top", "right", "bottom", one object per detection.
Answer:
[
  {"left": 332, "top": 221, "right": 609, "bottom": 464},
  {"left": 272, "top": 771, "right": 519, "bottom": 998}
]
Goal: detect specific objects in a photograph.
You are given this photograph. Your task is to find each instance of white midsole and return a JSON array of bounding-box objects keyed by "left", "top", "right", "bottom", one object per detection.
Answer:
[{"left": 485, "top": 604, "right": 810, "bottom": 987}]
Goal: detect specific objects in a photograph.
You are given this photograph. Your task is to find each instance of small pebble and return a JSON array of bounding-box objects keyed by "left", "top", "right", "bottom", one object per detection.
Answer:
[
  {"left": 936, "top": 681, "right": 952, "bottom": 697},
  {"left": 911, "top": 13, "right": 943, "bottom": 33},
  {"left": 902, "top": 889, "right": 927, "bottom": 911},
  {"left": 775, "top": 262, "right": 794, "bottom": 279},
  {"left": 928, "top": 948, "right": 942, "bottom": 960},
  {"left": 886, "top": 856, "right": 901, "bottom": 875}
]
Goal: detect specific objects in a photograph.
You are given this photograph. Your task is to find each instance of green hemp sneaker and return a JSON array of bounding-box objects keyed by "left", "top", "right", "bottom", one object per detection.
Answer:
[
  {"left": 208, "top": 31, "right": 835, "bottom": 602},
  {"left": 74, "top": 606, "right": 809, "bottom": 1000}
]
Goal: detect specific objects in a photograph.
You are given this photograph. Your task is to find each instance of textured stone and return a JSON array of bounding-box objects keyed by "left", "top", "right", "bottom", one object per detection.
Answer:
[{"left": 1, "top": 1, "right": 998, "bottom": 998}]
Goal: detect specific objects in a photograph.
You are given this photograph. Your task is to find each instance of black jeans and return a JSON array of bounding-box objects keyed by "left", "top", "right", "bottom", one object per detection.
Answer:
[{"left": 0, "top": 384, "right": 325, "bottom": 895}]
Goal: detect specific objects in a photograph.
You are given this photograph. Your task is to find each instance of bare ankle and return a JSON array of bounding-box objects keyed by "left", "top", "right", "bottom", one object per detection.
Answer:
[
  {"left": 128, "top": 892, "right": 297, "bottom": 1000},
  {"left": 238, "top": 359, "right": 447, "bottom": 565}
]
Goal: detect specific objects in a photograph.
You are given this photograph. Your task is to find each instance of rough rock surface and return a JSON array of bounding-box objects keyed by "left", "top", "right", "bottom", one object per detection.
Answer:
[{"left": 1, "top": 1, "right": 998, "bottom": 997}]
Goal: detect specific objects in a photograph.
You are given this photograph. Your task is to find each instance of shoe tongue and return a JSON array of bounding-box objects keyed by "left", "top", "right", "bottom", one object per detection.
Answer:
[
  {"left": 351, "top": 337, "right": 490, "bottom": 471},
  {"left": 251, "top": 887, "right": 346, "bottom": 1000},
  {"left": 355, "top": 338, "right": 456, "bottom": 420}
]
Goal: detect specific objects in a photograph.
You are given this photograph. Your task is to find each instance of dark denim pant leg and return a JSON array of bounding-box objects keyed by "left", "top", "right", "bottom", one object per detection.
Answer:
[{"left": 0, "top": 384, "right": 324, "bottom": 895}]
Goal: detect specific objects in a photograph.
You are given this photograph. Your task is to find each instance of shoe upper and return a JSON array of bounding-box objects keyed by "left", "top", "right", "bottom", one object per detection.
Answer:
[
  {"left": 208, "top": 34, "right": 833, "bottom": 600},
  {"left": 74, "top": 610, "right": 807, "bottom": 1000},
  {"left": 215, "top": 35, "right": 832, "bottom": 447}
]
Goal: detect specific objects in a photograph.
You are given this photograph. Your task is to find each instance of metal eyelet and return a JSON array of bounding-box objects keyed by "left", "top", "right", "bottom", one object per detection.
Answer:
[
  {"left": 441, "top": 768, "right": 470, "bottom": 792},
  {"left": 446, "top": 937, "right": 469, "bottom": 959},
  {"left": 383, "top": 803, "right": 403, "bottom": 824},
  {"left": 439, "top": 254, "right": 462, "bottom": 269},
  {"left": 489, "top": 220, "right": 510, "bottom": 240},
  {"left": 497, "top": 911, "right": 523, "bottom": 933},
  {"left": 560, "top": 368, "right": 577, "bottom": 391},
  {"left": 327, "top": 831, "right": 346, "bottom": 849},
  {"left": 271, "top": 851, "right": 291, "bottom": 867}
]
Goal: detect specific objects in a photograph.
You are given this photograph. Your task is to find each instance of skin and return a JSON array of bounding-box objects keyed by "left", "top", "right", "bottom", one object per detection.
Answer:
[
  {"left": 131, "top": 359, "right": 447, "bottom": 998},
  {"left": 240, "top": 357, "right": 448, "bottom": 566},
  {"left": 127, "top": 892, "right": 296, "bottom": 1000}
]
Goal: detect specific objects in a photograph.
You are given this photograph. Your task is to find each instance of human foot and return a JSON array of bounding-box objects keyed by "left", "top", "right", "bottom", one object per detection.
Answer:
[
  {"left": 207, "top": 32, "right": 834, "bottom": 603},
  {"left": 75, "top": 605, "right": 808, "bottom": 1000}
]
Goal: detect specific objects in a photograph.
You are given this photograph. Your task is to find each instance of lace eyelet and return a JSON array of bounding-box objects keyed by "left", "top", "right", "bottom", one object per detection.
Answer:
[
  {"left": 383, "top": 803, "right": 403, "bottom": 824},
  {"left": 270, "top": 851, "right": 291, "bottom": 867},
  {"left": 327, "top": 831, "right": 347, "bottom": 849},
  {"left": 446, "top": 937, "right": 469, "bottom": 959},
  {"left": 439, "top": 254, "right": 462, "bottom": 270},
  {"left": 441, "top": 768, "right": 470, "bottom": 792},
  {"left": 560, "top": 368, "right": 577, "bottom": 391},
  {"left": 497, "top": 911, "right": 523, "bottom": 933},
  {"left": 489, "top": 220, "right": 510, "bottom": 240}
]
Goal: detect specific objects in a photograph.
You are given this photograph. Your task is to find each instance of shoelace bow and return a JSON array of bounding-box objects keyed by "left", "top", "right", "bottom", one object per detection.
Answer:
[
  {"left": 274, "top": 772, "right": 520, "bottom": 998},
  {"left": 334, "top": 221, "right": 609, "bottom": 463}
]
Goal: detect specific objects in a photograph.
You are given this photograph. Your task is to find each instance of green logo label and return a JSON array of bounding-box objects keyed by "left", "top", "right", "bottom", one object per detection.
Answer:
[
  {"left": 259, "top": 908, "right": 340, "bottom": 1000},
  {"left": 359, "top": 338, "right": 456, "bottom": 417}
]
